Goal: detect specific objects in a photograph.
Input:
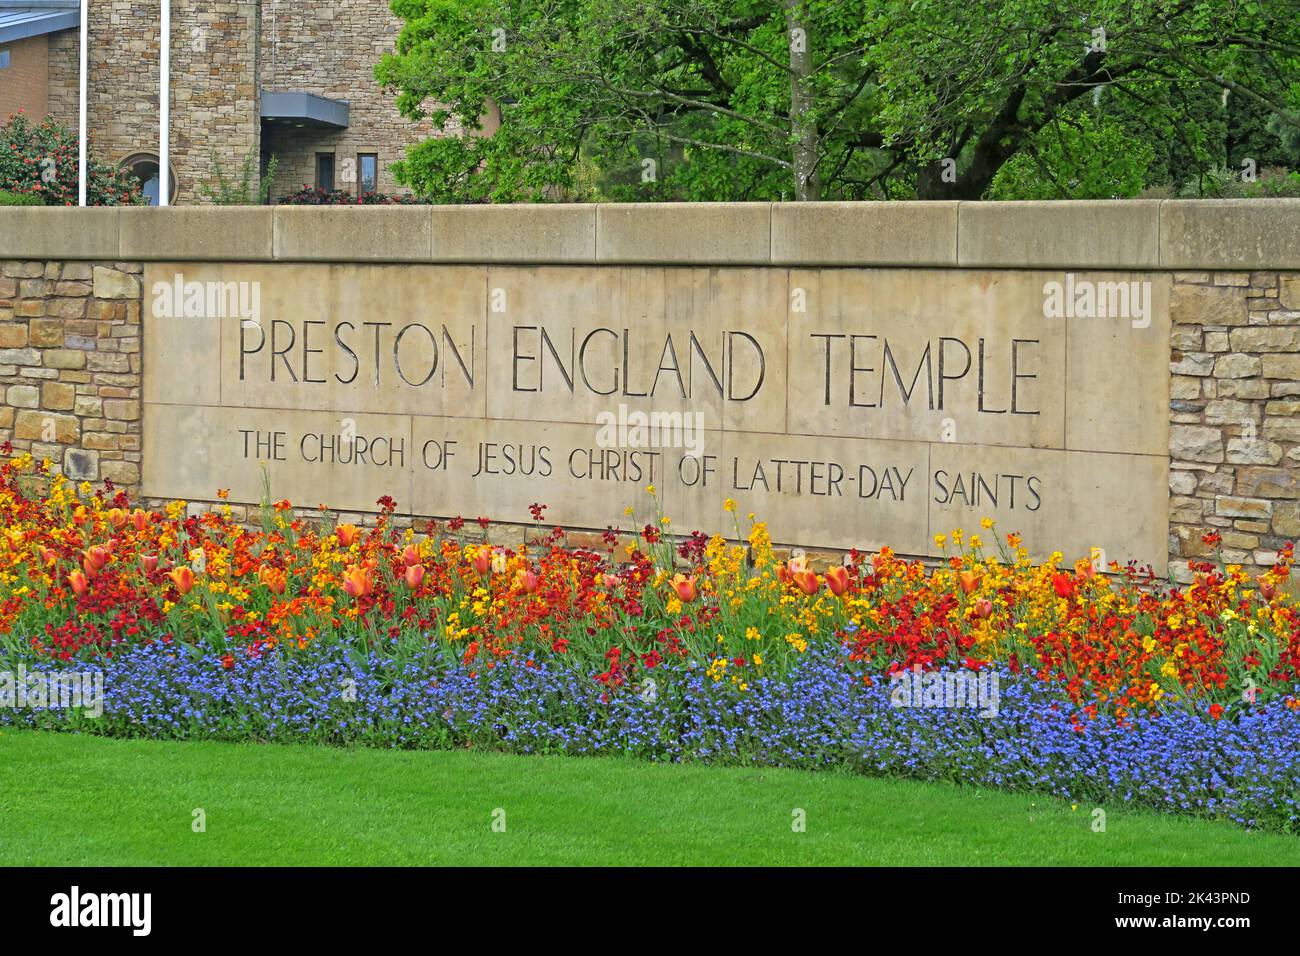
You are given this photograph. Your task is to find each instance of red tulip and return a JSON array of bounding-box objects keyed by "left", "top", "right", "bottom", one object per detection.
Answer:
[
  {"left": 402, "top": 544, "right": 421, "bottom": 567},
  {"left": 1052, "top": 572, "right": 1075, "bottom": 599},
  {"left": 670, "top": 573, "right": 697, "bottom": 603},
  {"left": 1260, "top": 579, "right": 1277, "bottom": 601},
  {"left": 167, "top": 566, "right": 195, "bottom": 595},
  {"left": 602, "top": 573, "right": 619, "bottom": 590},
  {"left": 130, "top": 509, "right": 150, "bottom": 532},
  {"left": 404, "top": 564, "right": 425, "bottom": 589},
  {"left": 973, "top": 598, "right": 994, "bottom": 619},
  {"left": 516, "top": 568, "right": 540, "bottom": 593},
  {"left": 68, "top": 569, "right": 88, "bottom": 597},
  {"left": 825, "top": 565, "right": 850, "bottom": 596},
  {"left": 472, "top": 550, "right": 492, "bottom": 575},
  {"left": 141, "top": 553, "right": 159, "bottom": 574}
]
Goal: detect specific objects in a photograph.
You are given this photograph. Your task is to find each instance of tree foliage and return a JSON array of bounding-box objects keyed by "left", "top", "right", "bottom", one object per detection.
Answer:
[{"left": 377, "top": 0, "right": 1300, "bottom": 201}]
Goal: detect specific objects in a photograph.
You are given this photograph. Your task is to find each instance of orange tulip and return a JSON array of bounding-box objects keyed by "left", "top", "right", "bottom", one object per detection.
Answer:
[
  {"left": 794, "top": 570, "right": 820, "bottom": 595},
  {"left": 130, "top": 509, "right": 150, "bottom": 532},
  {"left": 670, "top": 573, "right": 697, "bottom": 603},
  {"left": 141, "top": 553, "right": 159, "bottom": 574},
  {"left": 404, "top": 564, "right": 425, "bottom": 589},
  {"left": 84, "top": 545, "right": 109, "bottom": 573},
  {"left": 336, "top": 524, "right": 361, "bottom": 548},
  {"left": 341, "top": 564, "right": 373, "bottom": 599},
  {"left": 472, "top": 550, "right": 492, "bottom": 575},
  {"left": 973, "top": 598, "right": 994, "bottom": 619},
  {"left": 776, "top": 564, "right": 792, "bottom": 587},
  {"left": 1260, "top": 579, "right": 1277, "bottom": 601},
  {"left": 258, "top": 566, "right": 287, "bottom": 595},
  {"left": 106, "top": 508, "right": 128, "bottom": 532},
  {"left": 38, "top": 547, "right": 57, "bottom": 566},
  {"left": 825, "top": 565, "right": 850, "bottom": 596},
  {"left": 167, "top": 566, "right": 195, "bottom": 595},
  {"left": 68, "top": 569, "right": 88, "bottom": 597},
  {"left": 516, "top": 568, "right": 540, "bottom": 593},
  {"left": 402, "top": 543, "right": 421, "bottom": 567},
  {"left": 958, "top": 570, "right": 980, "bottom": 595}
]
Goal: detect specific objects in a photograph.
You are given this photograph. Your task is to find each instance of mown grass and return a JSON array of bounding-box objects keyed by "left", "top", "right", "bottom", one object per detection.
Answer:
[{"left": 1, "top": 729, "right": 1295, "bottom": 866}]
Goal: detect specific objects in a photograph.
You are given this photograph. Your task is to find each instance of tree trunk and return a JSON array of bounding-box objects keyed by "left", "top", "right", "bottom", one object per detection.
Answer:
[{"left": 785, "top": 1, "right": 820, "bottom": 201}]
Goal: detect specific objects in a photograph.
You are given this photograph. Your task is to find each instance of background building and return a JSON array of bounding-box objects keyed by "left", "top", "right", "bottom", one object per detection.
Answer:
[{"left": 1, "top": 0, "right": 488, "bottom": 203}]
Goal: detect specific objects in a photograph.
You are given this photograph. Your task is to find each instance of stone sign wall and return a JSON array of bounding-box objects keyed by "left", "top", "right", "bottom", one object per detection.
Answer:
[
  {"left": 141, "top": 261, "right": 1171, "bottom": 571},
  {"left": 2, "top": 201, "right": 1298, "bottom": 581}
]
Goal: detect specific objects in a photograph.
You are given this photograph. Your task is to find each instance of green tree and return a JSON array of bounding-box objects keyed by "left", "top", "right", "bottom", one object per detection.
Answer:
[{"left": 377, "top": 0, "right": 1300, "bottom": 202}]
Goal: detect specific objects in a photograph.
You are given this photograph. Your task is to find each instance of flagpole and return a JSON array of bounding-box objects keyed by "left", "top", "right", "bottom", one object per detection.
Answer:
[
  {"left": 159, "top": 0, "right": 170, "bottom": 206},
  {"left": 78, "top": 0, "right": 87, "bottom": 206}
]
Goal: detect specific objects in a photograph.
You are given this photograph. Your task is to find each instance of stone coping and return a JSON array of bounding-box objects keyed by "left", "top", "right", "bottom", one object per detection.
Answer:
[{"left": 1, "top": 199, "right": 1297, "bottom": 269}]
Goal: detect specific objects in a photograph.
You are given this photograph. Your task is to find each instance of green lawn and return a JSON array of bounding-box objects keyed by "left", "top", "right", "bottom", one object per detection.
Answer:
[{"left": 1, "top": 729, "right": 1296, "bottom": 866}]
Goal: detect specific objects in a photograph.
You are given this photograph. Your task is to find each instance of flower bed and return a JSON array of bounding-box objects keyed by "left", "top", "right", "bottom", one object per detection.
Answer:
[{"left": 1, "top": 453, "right": 1298, "bottom": 831}]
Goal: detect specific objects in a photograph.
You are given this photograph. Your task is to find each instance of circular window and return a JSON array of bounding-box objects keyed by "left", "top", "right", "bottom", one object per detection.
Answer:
[{"left": 120, "top": 152, "right": 180, "bottom": 205}]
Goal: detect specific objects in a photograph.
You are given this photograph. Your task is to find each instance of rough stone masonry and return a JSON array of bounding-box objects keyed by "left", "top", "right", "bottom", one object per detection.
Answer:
[
  {"left": 1168, "top": 271, "right": 1300, "bottom": 582},
  {"left": 0, "top": 260, "right": 142, "bottom": 491}
]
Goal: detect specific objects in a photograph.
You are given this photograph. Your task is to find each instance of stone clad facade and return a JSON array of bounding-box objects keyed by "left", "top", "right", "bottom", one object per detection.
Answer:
[
  {"left": 34, "top": 0, "right": 457, "bottom": 204},
  {"left": 1168, "top": 272, "right": 1300, "bottom": 580},
  {"left": 0, "top": 259, "right": 142, "bottom": 489}
]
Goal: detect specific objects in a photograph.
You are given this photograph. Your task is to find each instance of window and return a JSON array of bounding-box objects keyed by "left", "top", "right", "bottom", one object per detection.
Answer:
[
  {"left": 359, "top": 153, "right": 378, "bottom": 194},
  {"left": 315, "top": 153, "right": 335, "bottom": 192},
  {"left": 0, "top": 51, "right": 10, "bottom": 69},
  {"left": 120, "top": 152, "right": 178, "bottom": 206}
]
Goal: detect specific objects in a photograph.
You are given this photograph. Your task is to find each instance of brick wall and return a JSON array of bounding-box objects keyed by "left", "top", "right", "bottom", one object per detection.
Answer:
[
  {"left": 0, "top": 260, "right": 142, "bottom": 494},
  {"left": 0, "top": 35, "right": 51, "bottom": 121},
  {"left": 1168, "top": 272, "right": 1300, "bottom": 582}
]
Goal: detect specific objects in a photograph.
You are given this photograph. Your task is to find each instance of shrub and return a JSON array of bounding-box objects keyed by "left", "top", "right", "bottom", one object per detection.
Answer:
[
  {"left": 0, "top": 189, "right": 43, "bottom": 206},
  {"left": 277, "top": 185, "right": 425, "bottom": 205},
  {"left": 0, "top": 111, "right": 144, "bottom": 206},
  {"left": 199, "top": 150, "right": 279, "bottom": 205},
  {"left": 1177, "top": 165, "right": 1300, "bottom": 198}
]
